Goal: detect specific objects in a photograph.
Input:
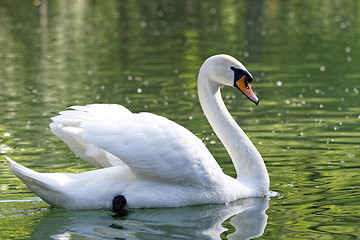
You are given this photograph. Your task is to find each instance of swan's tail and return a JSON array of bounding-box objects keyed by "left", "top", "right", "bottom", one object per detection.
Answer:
[
  {"left": 6, "top": 156, "right": 127, "bottom": 210},
  {"left": 6, "top": 156, "right": 70, "bottom": 208},
  {"left": 7, "top": 157, "right": 52, "bottom": 188}
]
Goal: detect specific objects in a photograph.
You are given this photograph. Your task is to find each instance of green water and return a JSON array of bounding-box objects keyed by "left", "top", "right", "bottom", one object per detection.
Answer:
[{"left": 0, "top": 0, "right": 359, "bottom": 239}]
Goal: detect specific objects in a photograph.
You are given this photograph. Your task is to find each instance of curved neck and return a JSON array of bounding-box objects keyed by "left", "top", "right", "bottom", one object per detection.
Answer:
[{"left": 197, "top": 71, "right": 269, "bottom": 191}]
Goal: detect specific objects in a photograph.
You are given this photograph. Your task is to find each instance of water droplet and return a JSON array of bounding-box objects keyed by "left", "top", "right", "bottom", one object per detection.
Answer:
[
  {"left": 209, "top": 7, "right": 216, "bottom": 14},
  {"left": 140, "top": 21, "right": 147, "bottom": 28},
  {"left": 157, "top": 10, "right": 164, "bottom": 17}
]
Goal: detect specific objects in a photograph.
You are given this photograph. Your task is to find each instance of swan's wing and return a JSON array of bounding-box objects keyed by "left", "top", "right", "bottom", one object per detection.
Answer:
[
  {"left": 53, "top": 104, "right": 224, "bottom": 186},
  {"left": 50, "top": 104, "right": 130, "bottom": 168}
]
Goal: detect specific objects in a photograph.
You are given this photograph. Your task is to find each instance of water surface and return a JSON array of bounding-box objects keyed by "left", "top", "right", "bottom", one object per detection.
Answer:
[{"left": 0, "top": 0, "right": 359, "bottom": 239}]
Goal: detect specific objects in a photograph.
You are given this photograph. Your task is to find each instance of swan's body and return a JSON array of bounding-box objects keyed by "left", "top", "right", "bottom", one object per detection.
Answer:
[{"left": 7, "top": 54, "right": 269, "bottom": 210}]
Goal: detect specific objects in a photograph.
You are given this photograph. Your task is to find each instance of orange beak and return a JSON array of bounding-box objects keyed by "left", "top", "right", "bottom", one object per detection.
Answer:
[{"left": 235, "top": 76, "right": 259, "bottom": 105}]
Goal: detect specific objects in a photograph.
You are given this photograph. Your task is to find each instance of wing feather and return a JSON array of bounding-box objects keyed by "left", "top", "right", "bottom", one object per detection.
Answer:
[
  {"left": 52, "top": 104, "right": 223, "bottom": 185},
  {"left": 50, "top": 104, "right": 130, "bottom": 168}
]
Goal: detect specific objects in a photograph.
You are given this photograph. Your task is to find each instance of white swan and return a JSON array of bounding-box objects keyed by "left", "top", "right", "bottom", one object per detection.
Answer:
[{"left": 7, "top": 54, "right": 269, "bottom": 210}]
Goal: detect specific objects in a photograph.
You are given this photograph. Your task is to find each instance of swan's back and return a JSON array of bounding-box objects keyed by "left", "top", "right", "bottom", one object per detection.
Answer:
[{"left": 50, "top": 104, "right": 224, "bottom": 186}]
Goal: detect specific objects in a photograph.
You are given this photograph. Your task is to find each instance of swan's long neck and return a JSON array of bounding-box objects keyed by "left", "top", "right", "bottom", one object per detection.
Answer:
[{"left": 198, "top": 70, "right": 269, "bottom": 192}]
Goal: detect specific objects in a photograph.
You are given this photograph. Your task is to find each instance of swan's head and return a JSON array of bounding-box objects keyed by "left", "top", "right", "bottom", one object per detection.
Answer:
[{"left": 200, "top": 54, "right": 259, "bottom": 105}]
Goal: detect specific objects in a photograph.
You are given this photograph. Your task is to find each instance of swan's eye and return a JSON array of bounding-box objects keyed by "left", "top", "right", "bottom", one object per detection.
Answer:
[
  {"left": 230, "top": 67, "right": 246, "bottom": 84},
  {"left": 244, "top": 79, "right": 249, "bottom": 89}
]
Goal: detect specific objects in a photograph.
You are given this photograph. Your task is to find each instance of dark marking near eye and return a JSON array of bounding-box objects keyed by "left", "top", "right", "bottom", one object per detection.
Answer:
[
  {"left": 244, "top": 80, "right": 249, "bottom": 89},
  {"left": 230, "top": 67, "right": 253, "bottom": 87}
]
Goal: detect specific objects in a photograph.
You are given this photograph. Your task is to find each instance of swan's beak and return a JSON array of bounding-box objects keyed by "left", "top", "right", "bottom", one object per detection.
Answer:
[{"left": 235, "top": 76, "right": 259, "bottom": 105}]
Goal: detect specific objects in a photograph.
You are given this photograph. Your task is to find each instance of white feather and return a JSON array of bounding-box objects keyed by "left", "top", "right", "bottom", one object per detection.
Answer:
[{"left": 7, "top": 54, "right": 269, "bottom": 209}]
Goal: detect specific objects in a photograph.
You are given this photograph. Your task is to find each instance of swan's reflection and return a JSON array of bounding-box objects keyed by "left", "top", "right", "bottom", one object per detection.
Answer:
[{"left": 31, "top": 197, "right": 268, "bottom": 240}]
